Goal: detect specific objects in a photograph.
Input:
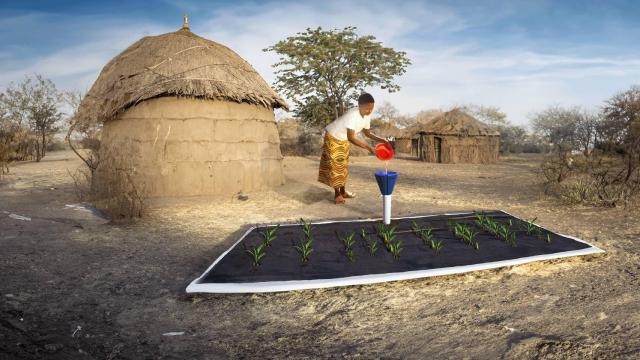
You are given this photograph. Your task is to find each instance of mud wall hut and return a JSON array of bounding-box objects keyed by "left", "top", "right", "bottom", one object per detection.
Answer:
[
  {"left": 369, "top": 121, "right": 412, "bottom": 154},
  {"left": 409, "top": 109, "right": 499, "bottom": 163},
  {"left": 74, "top": 19, "right": 288, "bottom": 197}
]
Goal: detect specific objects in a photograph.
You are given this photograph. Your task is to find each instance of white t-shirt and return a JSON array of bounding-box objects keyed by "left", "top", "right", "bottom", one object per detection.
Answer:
[{"left": 324, "top": 107, "right": 371, "bottom": 141}]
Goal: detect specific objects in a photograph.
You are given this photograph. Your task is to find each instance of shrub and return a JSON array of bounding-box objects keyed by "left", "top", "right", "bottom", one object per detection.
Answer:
[{"left": 69, "top": 140, "right": 147, "bottom": 222}]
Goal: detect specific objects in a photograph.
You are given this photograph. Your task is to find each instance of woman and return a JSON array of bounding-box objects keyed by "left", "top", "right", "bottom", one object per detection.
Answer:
[{"left": 318, "top": 93, "right": 389, "bottom": 204}]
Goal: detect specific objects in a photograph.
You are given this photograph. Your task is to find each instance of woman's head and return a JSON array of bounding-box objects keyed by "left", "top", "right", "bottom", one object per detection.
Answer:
[{"left": 358, "top": 93, "right": 375, "bottom": 116}]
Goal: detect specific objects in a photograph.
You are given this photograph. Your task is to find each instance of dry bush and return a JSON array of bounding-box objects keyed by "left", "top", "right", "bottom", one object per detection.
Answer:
[
  {"left": 46, "top": 136, "right": 68, "bottom": 151},
  {"left": 93, "top": 148, "right": 147, "bottom": 222},
  {"left": 69, "top": 140, "right": 147, "bottom": 223},
  {"left": 278, "top": 119, "right": 324, "bottom": 156},
  {"left": 538, "top": 152, "right": 640, "bottom": 207}
]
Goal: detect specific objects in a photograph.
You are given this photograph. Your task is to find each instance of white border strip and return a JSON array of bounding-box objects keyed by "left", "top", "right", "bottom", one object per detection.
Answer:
[{"left": 186, "top": 211, "right": 604, "bottom": 294}]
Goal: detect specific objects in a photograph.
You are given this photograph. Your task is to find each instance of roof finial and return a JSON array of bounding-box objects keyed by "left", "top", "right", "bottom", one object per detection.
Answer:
[{"left": 182, "top": 14, "right": 190, "bottom": 31}]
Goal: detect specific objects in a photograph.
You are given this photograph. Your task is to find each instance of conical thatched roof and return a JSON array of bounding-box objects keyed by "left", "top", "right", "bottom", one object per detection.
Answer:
[
  {"left": 76, "top": 23, "right": 288, "bottom": 124},
  {"left": 407, "top": 108, "right": 499, "bottom": 137}
]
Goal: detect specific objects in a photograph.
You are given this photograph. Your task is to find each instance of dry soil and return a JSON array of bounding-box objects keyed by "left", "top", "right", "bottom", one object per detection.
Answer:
[{"left": 1, "top": 150, "right": 639, "bottom": 359}]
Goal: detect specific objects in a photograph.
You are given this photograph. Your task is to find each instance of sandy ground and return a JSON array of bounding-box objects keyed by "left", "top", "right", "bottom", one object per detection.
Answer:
[{"left": 1, "top": 150, "right": 639, "bottom": 359}]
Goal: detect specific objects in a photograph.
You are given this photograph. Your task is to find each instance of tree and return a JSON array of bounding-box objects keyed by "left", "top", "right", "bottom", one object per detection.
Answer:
[
  {"left": 393, "top": 114, "right": 416, "bottom": 128},
  {"left": 1, "top": 75, "right": 62, "bottom": 161},
  {"left": 574, "top": 111, "right": 601, "bottom": 156},
  {"left": 374, "top": 101, "right": 400, "bottom": 123},
  {"left": 264, "top": 27, "right": 411, "bottom": 127},
  {"left": 460, "top": 104, "right": 509, "bottom": 127},
  {"left": 530, "top": 106, "right": 580, "bottom": 154},
  {"left": 601, "top": 85, "right": 640, "bottom": 152},
  {"left": 462, "top": 104, "right": 533, "bottom": 153},
  {"left": 601, "top": 85, "right": 640, "bottom": 181}
]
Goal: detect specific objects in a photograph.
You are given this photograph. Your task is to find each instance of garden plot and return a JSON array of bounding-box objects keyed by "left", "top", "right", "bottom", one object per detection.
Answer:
[{"left": 187, "top": 210, "right": 603, "bottom": 293}]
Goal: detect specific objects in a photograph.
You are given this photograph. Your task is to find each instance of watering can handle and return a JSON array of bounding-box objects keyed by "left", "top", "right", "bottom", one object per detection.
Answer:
[{"left": 386, "top": 136, "right": 396, "bottom": 150}]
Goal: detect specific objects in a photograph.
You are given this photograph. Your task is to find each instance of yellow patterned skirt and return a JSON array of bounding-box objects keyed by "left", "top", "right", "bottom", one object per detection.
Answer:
[{"left": 318, "top": 134, "right": 350, "bottom": 189}]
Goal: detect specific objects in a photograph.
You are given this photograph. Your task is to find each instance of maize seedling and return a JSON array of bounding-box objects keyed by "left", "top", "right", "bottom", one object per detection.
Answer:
[
  {"left": 300, "top": 218, "right": 313, "bottom": 241},
  {"left": 260, "top": 225, "right": 280, "bottom": 247},
  {"left": 378, "top": 223, "right": 397, "bottom": 251},
  {"left": 360, "top": 227, "right": 379, "bottom": 255},
  {"left": 378, "top": 222, "right": 402, "bottom": 259},
  {"left": 453, "top": 222, "right": 479, "bottom": 249},
  {"left": 524, "top": 217, "right": 538, "bottom": 235},
  {"left": 430, "top": 238, "right": 444, "bottom": 255},
  {"left": 295, "top": 237, "right": 313, "bottom": 263},
  {"left": 412, "top": 221, "right": 435, "bottom": 246},
  {"left": 411, "top": 221, "right": 423, "bottom": 236},
  {"left": 343, "top": 231, "right": 356, "bottom": 262},
  {"left": 388, "top": 239, "right": 403, "bottom": 260},
  {"left": 245, "top": 243, "right": 267, "bottom": 268},
  {"left": 474, "top": 216, "right": 484, "bottom": 229},
  {"left": 483, "top": 216, "right": 499, "bottom": 235}
]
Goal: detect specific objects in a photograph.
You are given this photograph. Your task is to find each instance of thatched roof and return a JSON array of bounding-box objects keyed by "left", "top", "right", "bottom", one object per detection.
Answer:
[
  {"left": 76, "top": 22, "right": 288, "bottom": 124},
  {"left": 406, "top": 108, "right": 499, "bottom": 137},
  {"left": 370, "top": 121, "right": 407, "bottom": 138}
]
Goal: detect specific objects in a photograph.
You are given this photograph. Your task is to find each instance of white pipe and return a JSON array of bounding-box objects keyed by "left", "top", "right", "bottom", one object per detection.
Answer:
[{"left": 383, "top": 195, "right": 392, "bottom": 225}]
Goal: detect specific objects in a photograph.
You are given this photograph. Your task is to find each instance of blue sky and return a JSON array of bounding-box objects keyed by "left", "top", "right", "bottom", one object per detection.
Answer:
[{"left": 1, "top": 0, "right": 639, "bottom": 126}]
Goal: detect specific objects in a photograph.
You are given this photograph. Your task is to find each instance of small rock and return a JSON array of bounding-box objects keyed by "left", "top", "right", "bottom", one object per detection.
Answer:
[{"left": 503, "top": 325, "right": 517, "bottom": 333}]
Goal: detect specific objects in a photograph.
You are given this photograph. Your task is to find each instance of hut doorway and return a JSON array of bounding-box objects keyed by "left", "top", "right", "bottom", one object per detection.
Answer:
[{"left": 434, "top": 137, "right": 442, "bottom": 163}]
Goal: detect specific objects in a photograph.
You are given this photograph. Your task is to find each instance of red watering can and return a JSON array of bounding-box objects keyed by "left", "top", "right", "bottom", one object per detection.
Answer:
[{"left": 375, "top": 143, "right": 394, "bottom": 161}]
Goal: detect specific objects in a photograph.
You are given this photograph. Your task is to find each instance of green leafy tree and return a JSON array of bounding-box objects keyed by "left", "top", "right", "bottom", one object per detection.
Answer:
[{"left": 264, "top": 27, "right": 411, "bottom": 127}]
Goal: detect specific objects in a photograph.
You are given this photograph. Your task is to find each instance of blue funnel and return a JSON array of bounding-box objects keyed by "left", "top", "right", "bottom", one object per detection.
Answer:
[{"left": 375, "top": 171, "right": 398, "bottom": 195}]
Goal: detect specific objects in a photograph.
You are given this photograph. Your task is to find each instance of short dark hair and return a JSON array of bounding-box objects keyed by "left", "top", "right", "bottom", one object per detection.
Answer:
[{"left": 358, "top": 93, "right": 375, "bottom": 105}]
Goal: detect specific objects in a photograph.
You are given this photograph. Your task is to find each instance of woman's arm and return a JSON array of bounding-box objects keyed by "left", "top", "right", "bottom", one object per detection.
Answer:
[
  {"left": 347, "top": 129, "right": 374, "bottom": 153},
  {"left": 362, "top": 129, "right": 390, "bottom": 144}
]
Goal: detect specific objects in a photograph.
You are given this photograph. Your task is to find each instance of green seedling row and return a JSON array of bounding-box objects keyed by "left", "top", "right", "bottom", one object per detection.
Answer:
[
  {"left": 412, "top": 221, "right": 443, "bottom": 255},
  {"left": 452, "top": 222, "right": 480, "bottom": 250},
  {"left": 343, "top": 231, "right": 356, "bottom": 262},
  {"left": 360, "top": 228, "right": 379, "bottom": 255},
  {"left": 378, "top": 223, "right": 403, "bottom": 260}
]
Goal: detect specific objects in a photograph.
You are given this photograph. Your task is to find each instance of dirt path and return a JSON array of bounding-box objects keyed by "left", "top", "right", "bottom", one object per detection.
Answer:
[{"left": 1, "top": 150, "right": 639, "bottom": 359}]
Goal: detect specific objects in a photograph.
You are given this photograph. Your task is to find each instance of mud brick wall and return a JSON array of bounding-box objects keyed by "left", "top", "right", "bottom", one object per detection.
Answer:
[
  {"left": 97, "top": 97, "right": 284, "bottom": 197},
  {"left": 417, "top": 134, "right": 499, "bottom": 164}
]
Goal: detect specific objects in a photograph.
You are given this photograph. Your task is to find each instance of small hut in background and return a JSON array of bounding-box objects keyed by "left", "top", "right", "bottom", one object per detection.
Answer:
[
  {"left": 409, "top": 109, "right": 499, "bottom": 163},
  {"left": 75, "top": 17, "right": 288, "bottom": 197},
  {"left": 369, "top": 121, "right": 412, "bottom": 154}
]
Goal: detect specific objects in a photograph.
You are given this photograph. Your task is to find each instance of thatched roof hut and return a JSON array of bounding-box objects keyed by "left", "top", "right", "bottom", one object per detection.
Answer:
[
  {"left": 78, "top": 18, "right": 288, "bottom": 197},
  {"left": 369, "top": 121, "right": 413, "bottom": 154},
  {"left": 408, "top": 109, "right": 499, "bottom": 163}
]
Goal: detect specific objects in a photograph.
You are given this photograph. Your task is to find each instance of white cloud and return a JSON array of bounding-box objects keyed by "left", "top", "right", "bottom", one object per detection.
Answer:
[
  {"left": 2, "top": 0, "right": 639, "bottom": 127},
  {"left": 0, "top": 20, "right": 172, "bottom": 91}
]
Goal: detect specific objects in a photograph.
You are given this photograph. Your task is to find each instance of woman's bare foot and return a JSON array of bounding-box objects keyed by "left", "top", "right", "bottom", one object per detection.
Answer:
[
  {"left": 341, "top": 191, "right": 356, "bottom": 199},
  {"left": 335, "top": 194, "right": 346, "bottom": 204}
]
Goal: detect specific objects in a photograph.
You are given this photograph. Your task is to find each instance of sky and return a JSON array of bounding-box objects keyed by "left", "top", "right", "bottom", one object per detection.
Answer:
[{"left": 1, "top": 0, "right": 639, "bottom": 126}]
